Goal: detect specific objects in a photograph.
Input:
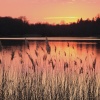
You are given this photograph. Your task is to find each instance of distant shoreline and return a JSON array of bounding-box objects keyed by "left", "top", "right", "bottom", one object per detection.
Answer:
[
  {"left": 0, "top": 16, "right": 100, "bottom": 38},
  {"left": 0, "top": 37, "right": 100, "bottom": 41}
]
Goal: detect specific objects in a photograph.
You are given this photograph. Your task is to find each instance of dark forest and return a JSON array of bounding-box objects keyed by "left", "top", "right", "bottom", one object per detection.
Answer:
[{"left": 0, "top": 15, "right": 100, "bottom": 37}]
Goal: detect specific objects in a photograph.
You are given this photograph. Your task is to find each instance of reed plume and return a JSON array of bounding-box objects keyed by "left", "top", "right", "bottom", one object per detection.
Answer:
[
  {"left": 54, "top": 45, "right": 57, "bottom": 53},
  {"left": 77, "top": 57, "right": 82, "bottom": 63},
  {"left": 25, "top": 38, "right": 29, "bottom": 50},
  {"left": 48, "top": 58, "right": 55, "bottom": 69},
  {"left": 64, "top": 62, "right": 68, "bottom": 71},
  {"left": 18, "top": 51, "right": 22, "bottom": 58},
  {"left": 67, "top": 42, "right": 69, "bottom": 47},
  {"left": 0, "top": 59, "right": 1, "bottom": 64},
  {"left": 64, "top": 51, "right": 66, "bottom": 56},
  {"left": 26, "top": 52, "right": 35, "bottom": 72},
  {"left": 79, "top": 67, "right": 83, "bottom": 74},
  {"left": 35, "top": 50, "right": 38, "bottom": 57},
  {"left": 72, "top": 46, "right": 74, "bottom": 49},
  {"left": 41, "top": 46, "right": 45, "bottom": 52},
  {"left": 46, "top": 37, "right": 51, "bottom": 54},
  {"left": 74, "top": 61, "right": 77, "bottom": 65},
  {"left": 43, "top": 54, "right": 47, "bottom": 61},
  {"left": 11, "top": 50, "right": 15, "bottom": 61},
  {"left": 93, "top": 58, "right": 96, "bottom": 71},
  {"left": 36, "top": 41, "right": 39, "bottom": 50},
  {"left": 20, "top": 59, "right": 24, "bottom": 64},
  {"left": 80, "top": 59, "right": 82, "bottom": 63}
]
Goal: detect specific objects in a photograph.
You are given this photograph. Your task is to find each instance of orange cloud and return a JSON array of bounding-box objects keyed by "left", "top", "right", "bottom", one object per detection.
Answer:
[{"left": 44, "top": 17, "right": 78, "bottom": 20}]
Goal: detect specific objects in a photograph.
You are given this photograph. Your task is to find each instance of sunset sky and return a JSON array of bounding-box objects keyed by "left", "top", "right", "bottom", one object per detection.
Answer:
[{"left": 0, "top": 0, "right": 100, "bottom": 24}]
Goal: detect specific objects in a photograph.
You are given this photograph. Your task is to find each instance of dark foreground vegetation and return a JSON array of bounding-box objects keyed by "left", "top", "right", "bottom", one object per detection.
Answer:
[{"left": 0, "top": 15, "right": 100, "bottom": 37}]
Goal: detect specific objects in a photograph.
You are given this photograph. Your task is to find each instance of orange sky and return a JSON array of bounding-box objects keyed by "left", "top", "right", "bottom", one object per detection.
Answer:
[{"left": 0, "top": 0, "right": 100, "bottom": 24}]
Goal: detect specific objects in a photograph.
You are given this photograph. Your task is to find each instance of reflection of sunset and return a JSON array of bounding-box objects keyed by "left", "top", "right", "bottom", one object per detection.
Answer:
[
  {"left": 19, "top": 41, "right": 100, "bottom": 74},
  {"left": 0, "top": 41, "right": 99, "bottom": 74}
]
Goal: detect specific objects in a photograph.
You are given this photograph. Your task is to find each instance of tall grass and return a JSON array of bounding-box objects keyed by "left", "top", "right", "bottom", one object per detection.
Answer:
[{"left": 0, "top": 40, "right": 100, "bottom": 100}]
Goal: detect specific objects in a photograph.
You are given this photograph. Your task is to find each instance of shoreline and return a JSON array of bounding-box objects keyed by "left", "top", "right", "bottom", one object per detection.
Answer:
[{"left": 0, "top": 37, "right": 100, "bottom": 41}]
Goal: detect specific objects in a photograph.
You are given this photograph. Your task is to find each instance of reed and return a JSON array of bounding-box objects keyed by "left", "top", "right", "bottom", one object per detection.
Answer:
[
  {"left": 41, "top": 46, "right": 45, "bottom": 52},
  {"left": 25, "top": 38, "right": 29, "bottom": 50},
  {"left": 79, "top": 67, "right": 83, "bottom": 74},
  {"left": 0, "top": 62, "right": 99, "bottom": 100},
  {"left": 43, "top": 54, "right": 47, "bottom": 61},
  {"left": 18, "top": 51, "right": 22, "bottom": 58},
  {"left": 46, "top": 37, "right": 51, "bottom": 54},
  {"left": 35, "top": 50, "right": 38, "bottom": 57},
  {"left": 36, "top": 41, "right": 39, "bottom": 50},
  {"left": 64, "top": 62, "right": 68, "bottom": 71},
  {"left": 54, "top": 45, "right": 57, "bottom": 53},
  {"left": 11, "top": 50, "right": 15, "bottom": 61},
  {"left": 93, "top": 58, "right": 96, "bottom": 71},
  {"left": 0, "top": 38, "right": 99, "bottom": 100},
  {"left": 26, "top": 52, "right": 36, "bottom": 72},
  {"left": 48, "top": 58, "right": 55, "bottom": 69}
]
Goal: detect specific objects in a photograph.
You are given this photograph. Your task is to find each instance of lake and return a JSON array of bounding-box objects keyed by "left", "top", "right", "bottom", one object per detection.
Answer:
[
  {"left": 0, "top": 37, "right": 100, "bottom": 73},
  {"left": 0, "top": 37, "right": 100, "bottom": 100}
]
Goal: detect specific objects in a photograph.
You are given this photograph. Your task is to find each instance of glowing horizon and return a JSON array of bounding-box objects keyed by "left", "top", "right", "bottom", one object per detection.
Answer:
[
  {"left": 44, "top": 16, "right": 78, "bottom": 19},
  {"left": 0, "top": 0, "right": 100, "bottom": 24},
  {"left": 43, "top": 16, "right": 79, "bottom": 24}
]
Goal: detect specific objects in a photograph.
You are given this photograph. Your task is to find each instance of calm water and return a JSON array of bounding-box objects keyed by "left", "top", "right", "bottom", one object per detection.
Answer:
[
  {"left": 0, "top": 37, "right": 100, "bottom": 75},
  {"left": 0, "top": 37, "right": 100, "bottom": 100}
]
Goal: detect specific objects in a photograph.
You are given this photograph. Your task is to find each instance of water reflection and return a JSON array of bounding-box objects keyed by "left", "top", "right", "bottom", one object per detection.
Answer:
[
  {"left": 0, "top": 39, "right": 100, "bottom": 99},
  {"left": 0, "top": 40, "right": 99, "bottom": 75}
]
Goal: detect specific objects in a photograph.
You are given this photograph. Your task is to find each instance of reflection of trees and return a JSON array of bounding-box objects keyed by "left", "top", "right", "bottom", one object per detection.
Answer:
[{"left": 0, "top": 15, "right": 100, "bottom": 37}]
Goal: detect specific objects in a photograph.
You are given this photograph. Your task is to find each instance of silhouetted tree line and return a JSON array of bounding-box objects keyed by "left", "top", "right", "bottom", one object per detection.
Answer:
[{"left": 0, "top": 15, "right": 100, "bottom": 37}]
